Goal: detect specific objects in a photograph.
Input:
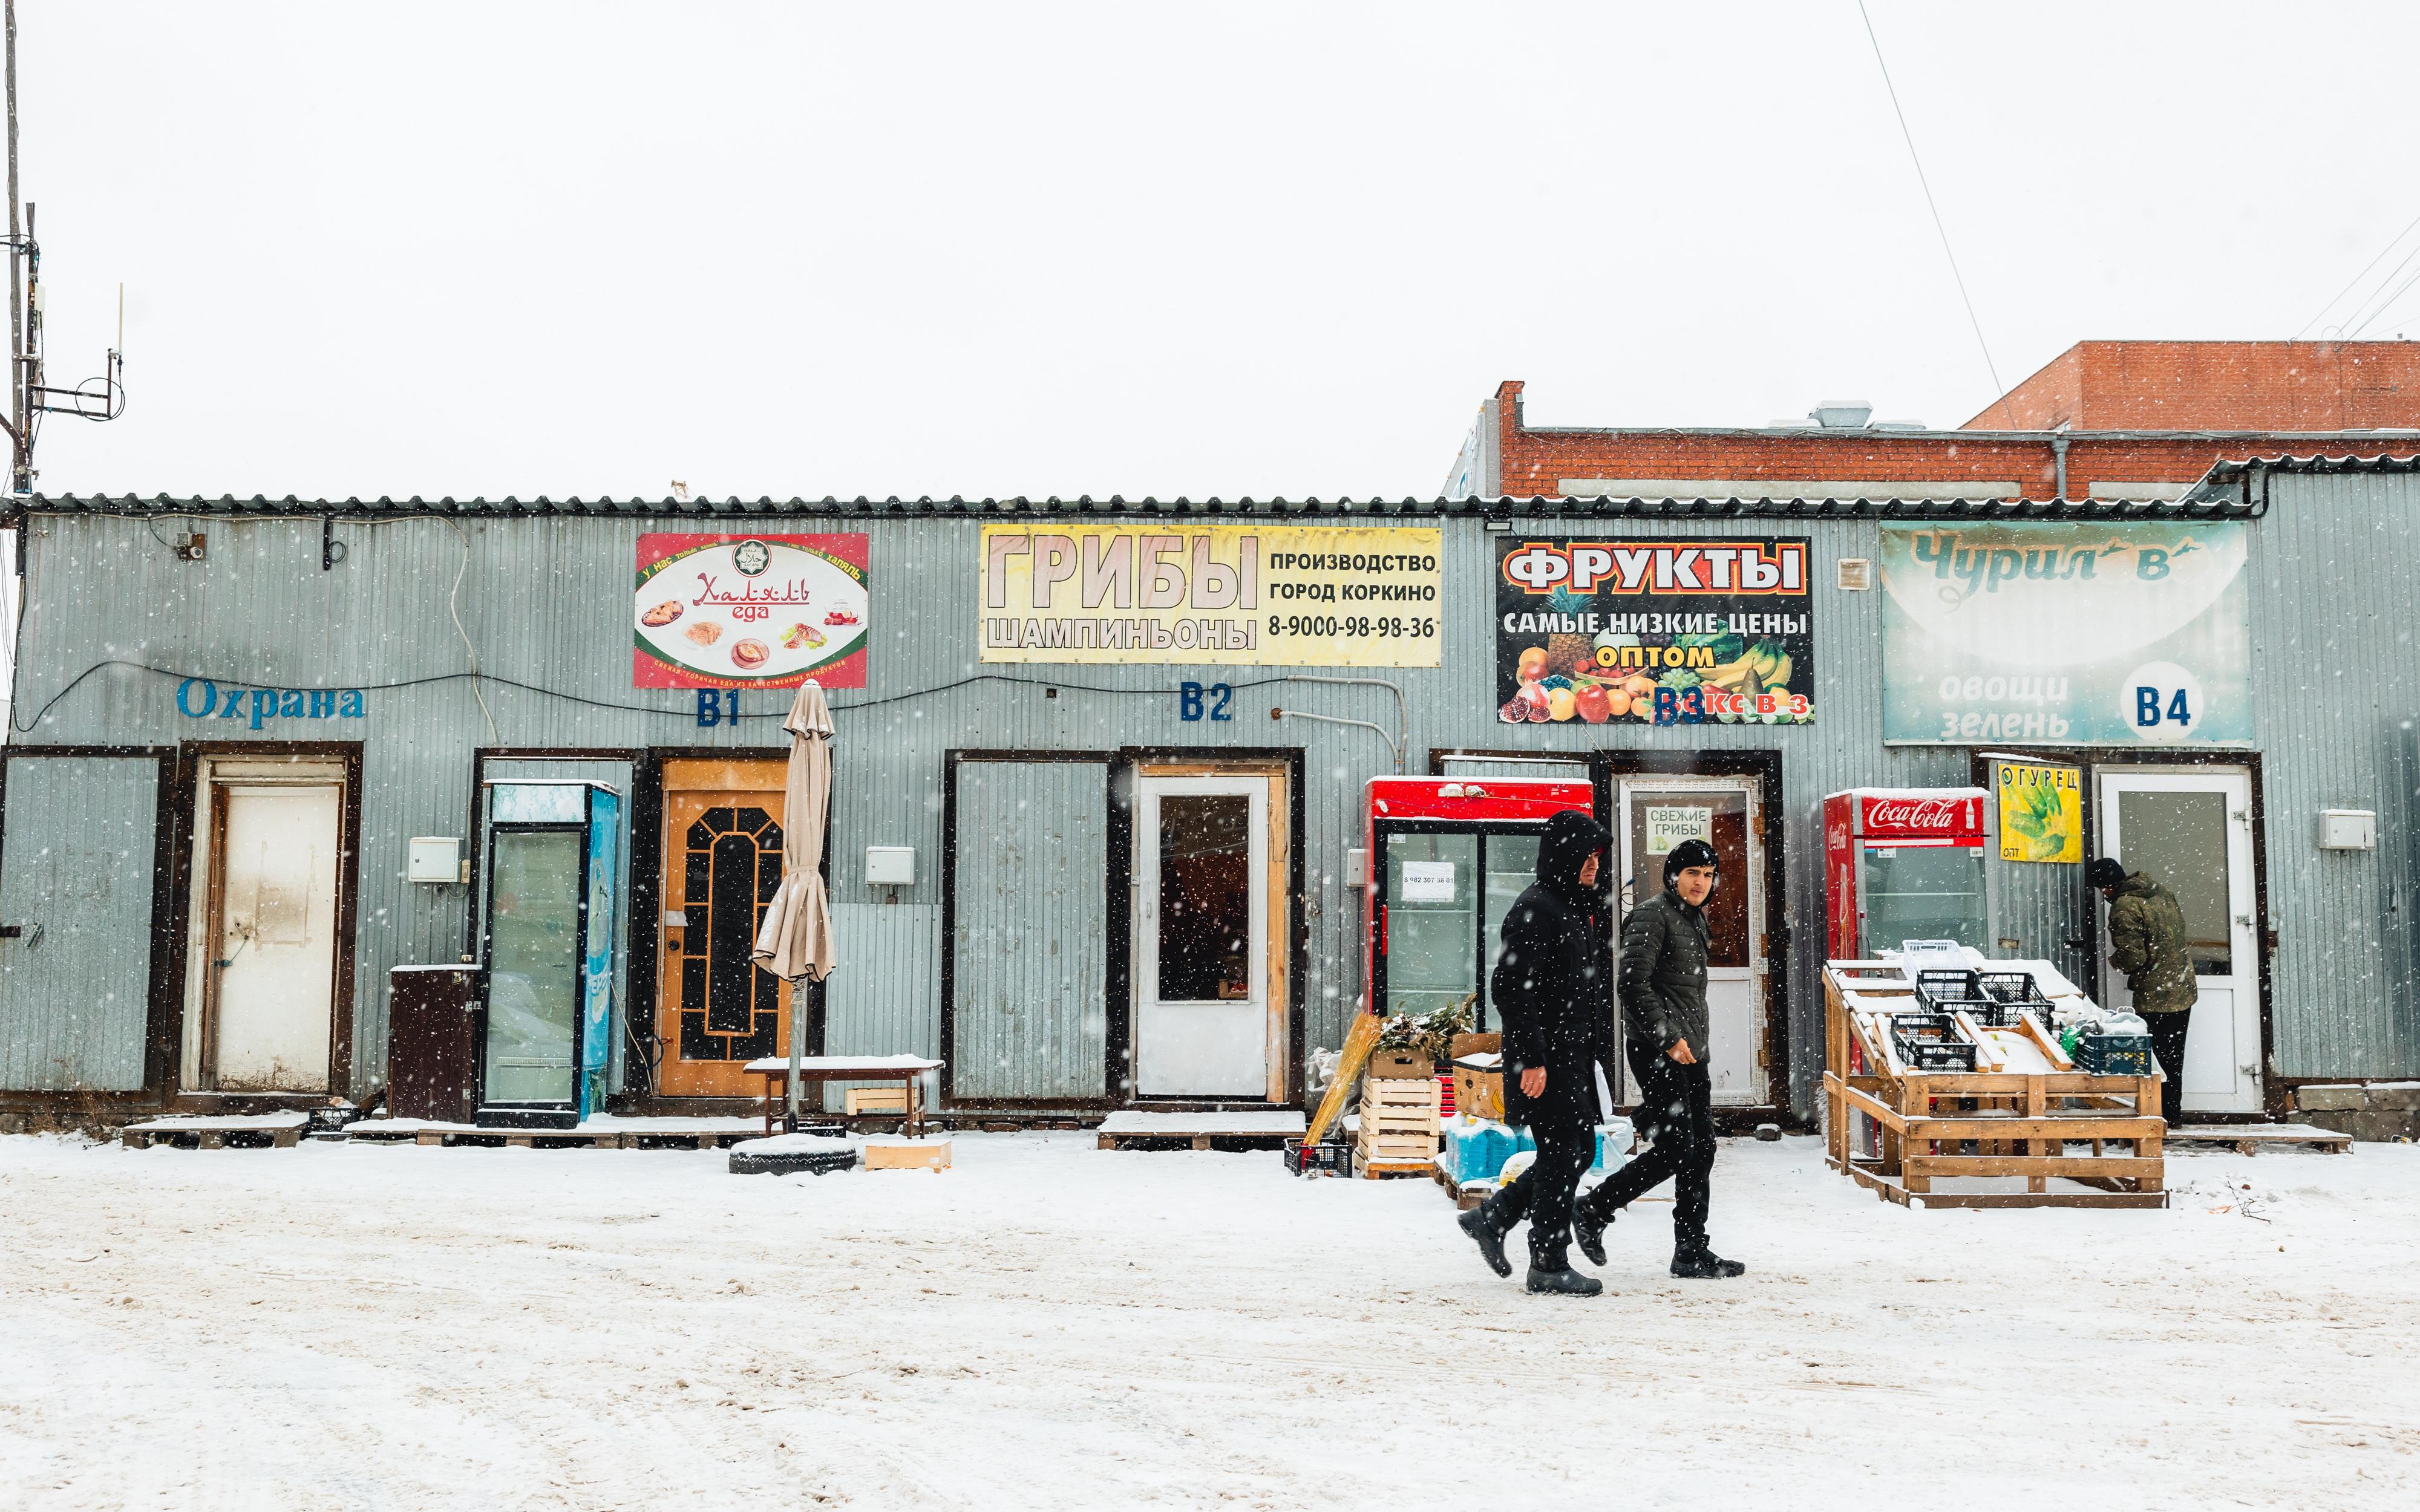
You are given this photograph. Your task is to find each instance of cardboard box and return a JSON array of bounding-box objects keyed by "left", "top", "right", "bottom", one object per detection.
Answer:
[
  {"left": 1449, "top": 1032, "right": 1503, "bottom": 1060},
  {"left": 1453, "top": 1064, "right": 1505, "bottom": 1123},
  {"left": 1365, "top": 1051, "right": 1433, "bottom": 1080}
]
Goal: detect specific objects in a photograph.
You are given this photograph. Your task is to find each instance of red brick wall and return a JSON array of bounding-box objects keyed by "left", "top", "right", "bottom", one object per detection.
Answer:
[
  {"left": 1969, "top": 341, "right": 2420, "bottom": 431},
  {"left": 1488, "top": 378, "right": 2393, "bottom": 503}
]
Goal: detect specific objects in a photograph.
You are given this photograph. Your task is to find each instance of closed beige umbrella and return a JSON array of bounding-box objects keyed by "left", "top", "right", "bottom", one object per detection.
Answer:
[{"left": 753, "top": 679, "right": 836, "bottom": 1128}]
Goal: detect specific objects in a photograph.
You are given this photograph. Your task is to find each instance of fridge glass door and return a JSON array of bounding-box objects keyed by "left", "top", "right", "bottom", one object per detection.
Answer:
[
  {"left": 1384, "top": 832, "right": 1477, "bottom": 1020},
  {"left": 483, "top": 828, "right": 584, "bottom": 1105},
  {"left": 1858, "top": 842, "right": 1987, "bottom": 951}
]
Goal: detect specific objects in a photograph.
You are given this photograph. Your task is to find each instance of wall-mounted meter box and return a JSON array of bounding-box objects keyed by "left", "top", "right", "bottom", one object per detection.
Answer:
[
  {"left": 2318, "top": 810, "right": 2377, "bottom": 850},
  {"left": 865, "top": 846, "right": 917, "bottom": 885},
  {"left": 408, "top": 836, "right": 463, "bottom": 884}
]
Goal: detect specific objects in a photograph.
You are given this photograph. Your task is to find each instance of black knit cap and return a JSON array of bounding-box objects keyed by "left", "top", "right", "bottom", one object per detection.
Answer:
[
  {"left": 2086, "top": 856, "right": 2128, "bottom": 890},
  {"left": 1663, "top": 837, "right": 1719, "bottom": 884}
]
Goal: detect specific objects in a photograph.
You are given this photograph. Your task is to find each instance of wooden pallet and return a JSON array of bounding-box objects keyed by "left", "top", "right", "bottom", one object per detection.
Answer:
[
  {"left": 1432, "top": 1162, "right": 1490, "bottom": 1211},
  {"left": 1823, "top": 965, "right": 2167, "bottom": 1210},
  {"left": 1093, "top": 1112, "right": 1307, "bottom": 1152},
  {"left": 2165, "top": 1123, "right": 2353, "bottom": 1156},
  {"left": 1353, "top": 1152, "right": 1434, "bottom": 1179},
  {"left": 122, "top": 1115, "right": 306, "bottom": 1150},
  {"left": 412, "top": 1126, "right": 756, "bottom": 1150}
]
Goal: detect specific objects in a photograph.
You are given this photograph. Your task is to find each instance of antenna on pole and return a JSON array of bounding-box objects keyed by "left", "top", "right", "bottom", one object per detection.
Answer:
[{"left": 4, "top": 0, "right": 126, "bottom": 497}]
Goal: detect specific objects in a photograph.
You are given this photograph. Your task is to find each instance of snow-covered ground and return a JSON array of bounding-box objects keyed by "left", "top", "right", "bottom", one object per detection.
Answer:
[{"left": 2, "top": 1132, "right": 2414, "bottom": 1511}]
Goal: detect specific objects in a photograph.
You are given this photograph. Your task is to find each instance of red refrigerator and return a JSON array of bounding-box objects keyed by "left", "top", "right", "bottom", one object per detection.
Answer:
[{"left": 1822, "top": 788, "right": 1989, "bottom": 960}]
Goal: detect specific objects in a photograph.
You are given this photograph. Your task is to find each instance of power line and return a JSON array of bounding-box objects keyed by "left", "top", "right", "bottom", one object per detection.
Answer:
[
  {"left": 2297, "top": 207, "right": 2420, "bottom": 339},
  {"left": 1856, "top": 0, "right": 2012, "bottom": 427}
]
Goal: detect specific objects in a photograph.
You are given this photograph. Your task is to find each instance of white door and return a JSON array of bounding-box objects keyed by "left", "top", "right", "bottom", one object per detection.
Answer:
[
  {"left": 2095, "top": 769, "right": 2262, "bottom": 1114},
  {"left": 1616, "top": 777, "right": 1767, "bottom": 1107},
  {"left": 211, "top": 784, "right": 342, "bottom": 1092},
  {"left": 1134, "top": 775, "right": 1267, "bottom": 1097}
]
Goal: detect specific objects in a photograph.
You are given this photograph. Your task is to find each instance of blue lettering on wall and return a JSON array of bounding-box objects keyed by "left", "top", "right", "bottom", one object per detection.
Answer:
[{"left": 176, "top": 678, "right": 365, "bottom": 728}]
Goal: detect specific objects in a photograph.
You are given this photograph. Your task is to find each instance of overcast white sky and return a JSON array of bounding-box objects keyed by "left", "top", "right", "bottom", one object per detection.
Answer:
[{"left": 18, "top": 2, "right": 2420, "bottom": 502}]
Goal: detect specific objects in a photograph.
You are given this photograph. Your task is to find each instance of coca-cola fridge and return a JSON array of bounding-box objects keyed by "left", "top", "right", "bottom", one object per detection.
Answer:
[{"left": 1822, "top": 788, "right": 1989, "bottom": 959}]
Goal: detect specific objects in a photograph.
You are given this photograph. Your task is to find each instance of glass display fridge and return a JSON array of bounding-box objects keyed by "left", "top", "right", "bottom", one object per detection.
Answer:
[
  {"left": 475, "top": 780, "right": 621, "bottom": 1129},
  {"left": 1362, "top": 776, "right": 1599, "bottom": 1028},
  {"left": 1821, "top": 787, "right": 1989, "bottom": 959}
]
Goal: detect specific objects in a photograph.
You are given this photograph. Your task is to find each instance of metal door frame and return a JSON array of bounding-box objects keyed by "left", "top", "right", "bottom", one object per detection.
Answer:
[
  {"left": 194, "top": 766, "right": 348, "bottom": 1092},
  {"left": 165, "top": 741, "right": 364, "bottom": 1107},
  {"left": 1613, "top": 773, "right": 1767, "bottom": 1109},
  {"left": 0, "top": 746, "right": 178, "bottom": 1114},
  {"left": 2093, "top": 763, "right": 2264, "bottom": 1114},
  {"left": 1133, "top": 772, "right": 1269, "bottom": 1098}
]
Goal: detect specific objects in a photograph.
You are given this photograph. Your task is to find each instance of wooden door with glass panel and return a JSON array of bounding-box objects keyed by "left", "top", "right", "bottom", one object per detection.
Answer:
[{"left": 655, "top": 758, "right": 791, "bottom": 1098}]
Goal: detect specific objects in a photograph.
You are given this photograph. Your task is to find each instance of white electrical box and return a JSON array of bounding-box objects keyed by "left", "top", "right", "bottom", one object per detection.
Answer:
[
  {"left": 2318, "top": 810, "right": 2376, "bottom": 851},
  {"left": 1345, "top": 847, "right": 1368, "bottom": 887},
  {"left": 865, "top": 846, "right": 916, "bottom": 885},
  {"left": 407, "top": 836, "right": 462, "bottom": 884}
]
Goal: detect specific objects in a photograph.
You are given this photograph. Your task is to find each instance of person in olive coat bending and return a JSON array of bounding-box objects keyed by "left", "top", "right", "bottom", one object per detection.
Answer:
[
  {"left": 1457, "top": 809, "right": 1619, "bottom": 1297},
  {"left": 1574, "top": 836, "right": 1744, "bottom": 1279}
]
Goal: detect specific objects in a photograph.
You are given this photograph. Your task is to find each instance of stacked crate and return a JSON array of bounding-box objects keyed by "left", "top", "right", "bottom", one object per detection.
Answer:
[{"left": 1356, "top": 1060, "right": 1444, "bottom": 1176}]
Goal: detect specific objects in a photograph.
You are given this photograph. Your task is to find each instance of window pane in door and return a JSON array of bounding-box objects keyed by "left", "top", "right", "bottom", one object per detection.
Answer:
[
  {"left": 485, "top": 829, "right": 581, "bottom": 1104},
  {"left": 1624, "top": 792, "right": 1748, "bottom": 968},
  {"left": 1386, "top": 832, "right": 1477, "bottom": 1020},
  {"left": 1157, "top": 794, "right": 1252, "bottom": 1002},
  {"left": 2116, "top": 790, "right": 2232, "bottom": 974}
]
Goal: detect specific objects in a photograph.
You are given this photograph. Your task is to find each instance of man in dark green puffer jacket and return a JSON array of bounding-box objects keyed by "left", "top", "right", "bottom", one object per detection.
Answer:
[{"left": 2088, "top": 857, "right": 2198, "bottom": 1122}]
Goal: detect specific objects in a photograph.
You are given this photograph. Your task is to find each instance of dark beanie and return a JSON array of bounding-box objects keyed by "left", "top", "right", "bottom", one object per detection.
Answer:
[
  {"left": 1663, "top": 837, "right": 1719, "bottom": 884},
  {"left": 2086, "top": 856, "right": 2128, "bottom": 890}
]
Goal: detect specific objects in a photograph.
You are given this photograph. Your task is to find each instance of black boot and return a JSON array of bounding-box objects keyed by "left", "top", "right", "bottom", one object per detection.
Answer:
[
  {"left": 1670, "top": 1245, "right": 1745, "bottom": 1280},
  {"left": 1525, "top": 1265, "right": 1604, "bottom": 1297},
  {"left": 1572, "top": 1194, "right": 1612, "bottom": 1267},
  {"left": 1459, "top": 1204, "right": 1512, "bottom": 1279}
]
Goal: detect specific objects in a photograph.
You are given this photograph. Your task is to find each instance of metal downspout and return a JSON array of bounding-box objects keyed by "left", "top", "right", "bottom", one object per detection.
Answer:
[{"left": 2052, "top": 432, "right": 2069, "bottom": 502}]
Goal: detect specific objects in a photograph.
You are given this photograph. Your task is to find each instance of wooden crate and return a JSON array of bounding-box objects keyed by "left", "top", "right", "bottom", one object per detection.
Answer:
[
  {"left": 1361, "top": 1077, "right": 1442, "bottom": 1110},
  {"left": 845, "top": 1086, "right": 911, "bottom": 1116},
  {"left": 865, "top": 1138, "right": 952, "bottom": 1171},
  {"left": 1822, "top": 964, "right": 2165, "bottom": 1211},
  {"left": 1352, "top": 1152, "right": 1434, "bottom": 1179}
]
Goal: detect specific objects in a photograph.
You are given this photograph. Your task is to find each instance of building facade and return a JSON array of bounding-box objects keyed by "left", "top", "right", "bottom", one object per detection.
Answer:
[{"left": 1, "top": 472, "right": 2414, "bottom": 1130}]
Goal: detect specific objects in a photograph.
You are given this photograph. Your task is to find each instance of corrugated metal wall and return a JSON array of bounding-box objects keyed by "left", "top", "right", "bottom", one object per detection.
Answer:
[
  {"left": 2251, "top": 472, "right": 2420, "bottom": 1078},
  {"left": 9, "top": 494, "right": 2412, "bottom": 1113},
  {"left": 949, "top": 759, "right": 1109, "bottom": 1099},
  {"left": 820, "top": 901, "right": 942, "bottom": 1112},
  {"left": 0, "top": 754, "right": 158, "bottom": 1090}
]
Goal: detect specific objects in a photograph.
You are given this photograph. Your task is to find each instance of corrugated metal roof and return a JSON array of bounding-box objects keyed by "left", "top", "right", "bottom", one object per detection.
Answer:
[
  {"left": 9, "top": 492, "right": 2260, "bottom": 521},
  {"left": 2199, "top": 453, "right": 2420, "bottom": 480}
]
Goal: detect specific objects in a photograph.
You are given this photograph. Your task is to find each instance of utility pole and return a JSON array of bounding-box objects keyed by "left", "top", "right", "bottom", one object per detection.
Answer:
[{"left": 6, "top": 0, "right": 24, "bottom": 495}]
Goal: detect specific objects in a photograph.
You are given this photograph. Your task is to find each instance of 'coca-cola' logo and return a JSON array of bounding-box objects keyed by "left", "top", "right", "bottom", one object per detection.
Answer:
[{"left": 1864, "top": 798, "right": 1968, "bottom": 832}]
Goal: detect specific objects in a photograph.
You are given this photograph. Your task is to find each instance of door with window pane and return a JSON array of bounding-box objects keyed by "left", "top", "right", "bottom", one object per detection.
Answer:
[{"left": 1616, "top": 778, "right": 1768, "bottom": 1107}]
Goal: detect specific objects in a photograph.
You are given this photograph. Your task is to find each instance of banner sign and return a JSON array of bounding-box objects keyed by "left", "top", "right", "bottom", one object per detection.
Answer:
[
  {"left": 1996, "top": 761, "right": 2082, "bottom": 864},
  {"left": 1879, "top": 523, "right": 2250, "bottom": 745},
  {"left": 979, "top": 524, "right": 1442, "bottom": 666},
  {"left": 1493, "top": 538, "right": 1813, "bottom": 726},
  {"left": 633, "top": 533, "right": 870, "bottom": 689}
]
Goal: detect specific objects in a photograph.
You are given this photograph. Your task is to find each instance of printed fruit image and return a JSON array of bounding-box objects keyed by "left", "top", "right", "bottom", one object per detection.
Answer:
[
  {"left": 1576, "top": 683, "right": 1612, "bottom": 723},
  {"left": 1517, "top": 647, "right": 1549, "bottom": 683},
  {"left": 1546, "top": 631, "right": 1592, "bottom": 680},
  {"left": 1605, "top": 688, "right": 1630, "bottom": 718},
  {"left": 1622, "top": 673, "right": 1656, "bottom": 702},
  {"left": 1548, "top": 687, "right": 1577, "bottom": 722}
]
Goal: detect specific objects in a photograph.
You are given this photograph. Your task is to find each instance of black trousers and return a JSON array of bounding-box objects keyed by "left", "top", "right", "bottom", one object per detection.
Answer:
[
  {"left": 2147, "top": 1008, "right": 2191, "bottom": 1124},
  {"left": 1581, "top": 1049, "right": 1715, "bottom": 1252},
  {"left": 1477, "top": 1121, "right": 1597, "bottom": 1271}
]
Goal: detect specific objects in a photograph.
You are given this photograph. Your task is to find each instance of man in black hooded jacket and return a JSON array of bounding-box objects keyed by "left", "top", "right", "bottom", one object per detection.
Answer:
[{"left": 1457, "top": 809, "right": 1617, "bottom": 1297}]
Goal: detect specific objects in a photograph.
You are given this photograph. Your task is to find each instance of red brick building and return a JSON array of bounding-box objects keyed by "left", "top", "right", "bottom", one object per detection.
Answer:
[{"left": 1447, "top": 340, "right": 2420, "bottom": 503}]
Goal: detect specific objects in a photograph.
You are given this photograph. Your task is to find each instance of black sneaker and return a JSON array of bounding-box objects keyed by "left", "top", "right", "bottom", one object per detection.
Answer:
[
  {"left": 1572, "top": 1196, "right": 1612, "bottom": 1266},
  {"left": 1525, "top": 1265, "right": 1604, "bottom": 1297},
  {"left": 1670, "top": 1248, "right": 1746, "bottom": 1280},
  {"left": 1459, "top": 1205, "right": 1512, "bottom": 1279}
]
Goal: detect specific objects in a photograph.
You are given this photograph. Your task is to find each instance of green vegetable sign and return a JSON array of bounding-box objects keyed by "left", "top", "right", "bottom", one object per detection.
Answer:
[
  {"left": 1493, "top": 538, "right": 1815, "bottom": 726},
  {"left": 1997, "top": 761, "right": 2081, "bottom": 864}
]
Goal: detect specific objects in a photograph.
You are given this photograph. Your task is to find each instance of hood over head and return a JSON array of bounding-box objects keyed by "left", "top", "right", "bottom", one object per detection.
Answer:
[{"left": 1535, "top": 809, "right": 1613, "bottom": 898}]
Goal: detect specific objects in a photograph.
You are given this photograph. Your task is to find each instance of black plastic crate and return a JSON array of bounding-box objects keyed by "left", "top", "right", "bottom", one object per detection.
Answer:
[
  {"left": 1975, "top": 971, "right": 2053, "bottom": 1021},
  {"left": 2074, "top": 1034, "right": 2154, "bottom": 1077},
  {"left": 1911, "top": 969, "right": 2007, "bottom": 1028},
  {"left": 1284, "top": 1138, "right": 1354, "bottom": 1178},
  {"left": 1888, "top": 1012, "right": 1978, "bottom": 1072}
]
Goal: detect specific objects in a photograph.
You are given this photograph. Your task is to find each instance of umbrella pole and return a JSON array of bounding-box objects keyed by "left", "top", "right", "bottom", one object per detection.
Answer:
[{"left": 784, "top": 981, "right": 806, "bottom": 1133}]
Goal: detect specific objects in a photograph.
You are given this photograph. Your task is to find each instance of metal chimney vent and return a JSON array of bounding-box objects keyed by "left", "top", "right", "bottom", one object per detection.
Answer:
[{"left": 1810, "top": 401, "right": 1874, "bottom": 429}]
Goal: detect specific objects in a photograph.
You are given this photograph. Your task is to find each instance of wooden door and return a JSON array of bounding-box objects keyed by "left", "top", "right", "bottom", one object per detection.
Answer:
[{"left": 655, "top": 758, "right": 791, "bottom": 1098}]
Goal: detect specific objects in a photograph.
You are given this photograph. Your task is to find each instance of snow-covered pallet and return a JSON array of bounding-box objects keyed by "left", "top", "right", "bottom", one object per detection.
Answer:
[
  {"left": 2164, "top": 1123, "right": 2352, "bottom": 1156},
  {"left": 347, "top": 1118, "right": 765, "bottom": 1150},
  {"left": 122, "top": 1113, "right": 307, "bottom": 1151},
  {"left": 1352, "top": 1152, "right": 1434, "bottom": 1180},
  {"left": 1095, "top": 1110, "right": 1306, "bottom": 1151}
]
